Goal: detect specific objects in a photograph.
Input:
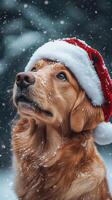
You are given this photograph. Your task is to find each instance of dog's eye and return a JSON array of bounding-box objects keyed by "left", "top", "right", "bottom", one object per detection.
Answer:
[
  {"left": 31, "top": 67, "right": 37, "bottom": 72},
  {"left": 56, "top": 72, "right": 67, "bottom": 81}
]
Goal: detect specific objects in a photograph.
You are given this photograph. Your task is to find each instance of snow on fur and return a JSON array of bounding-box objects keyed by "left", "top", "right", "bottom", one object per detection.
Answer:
[
  {"left": 25, "top": 40, "right": 104, "bottom": 105},
  {"left": 93, "top": 122, "right": 112, "bottom": 145}
]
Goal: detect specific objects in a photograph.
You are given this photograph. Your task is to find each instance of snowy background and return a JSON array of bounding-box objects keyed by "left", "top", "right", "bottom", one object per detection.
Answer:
[{"left": 0, "top": 0, "right": 112, "bottom": 199}]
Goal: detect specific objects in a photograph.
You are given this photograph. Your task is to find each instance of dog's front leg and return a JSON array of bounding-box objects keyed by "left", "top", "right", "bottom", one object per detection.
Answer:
[{"left": 77, "top": 178, "right": 112, "bottom": 200}]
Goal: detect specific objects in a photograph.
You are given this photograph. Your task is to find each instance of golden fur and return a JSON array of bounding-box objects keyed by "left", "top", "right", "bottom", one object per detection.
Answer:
[{"left": 12, "top": 60, "right": 112, "bottom": 200}]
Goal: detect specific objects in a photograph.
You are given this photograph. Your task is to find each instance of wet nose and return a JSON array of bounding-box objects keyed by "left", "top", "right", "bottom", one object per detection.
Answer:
[{"left": 16, "top": 72, "right": 35, "bottom": 89}]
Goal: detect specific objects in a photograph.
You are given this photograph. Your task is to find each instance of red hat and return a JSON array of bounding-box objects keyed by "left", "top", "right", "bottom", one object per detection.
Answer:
[
  {"left": 65, "top": 38, "right": 112, "bottom": 122},
  {"left": 25, "top": 38, "right": 112, "bottom": 145}
]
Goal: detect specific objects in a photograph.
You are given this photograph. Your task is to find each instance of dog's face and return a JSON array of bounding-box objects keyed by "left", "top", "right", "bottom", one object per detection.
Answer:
[{"left": 13, "top": 59, "right": 104, "bottom": 132}]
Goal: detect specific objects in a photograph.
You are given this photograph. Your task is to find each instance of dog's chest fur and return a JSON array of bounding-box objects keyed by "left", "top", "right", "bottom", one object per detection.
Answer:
[{"left": 13, "top": 125, "right": 105, "bottom": 200}]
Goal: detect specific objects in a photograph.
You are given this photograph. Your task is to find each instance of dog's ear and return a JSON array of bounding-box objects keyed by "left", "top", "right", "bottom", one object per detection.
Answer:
[{"left": 70, "top": 91, "right": 104, "bottom": 133}]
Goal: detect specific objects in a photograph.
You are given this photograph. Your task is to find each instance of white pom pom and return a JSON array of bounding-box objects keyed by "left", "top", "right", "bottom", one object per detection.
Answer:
[{"left": 93, "top": 122, "right": 112, "bottom": 145}]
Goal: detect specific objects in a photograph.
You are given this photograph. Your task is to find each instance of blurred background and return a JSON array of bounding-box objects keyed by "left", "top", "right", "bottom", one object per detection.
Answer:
[{"left": 0, "top": 0, "right": 112, "bottom": 199}]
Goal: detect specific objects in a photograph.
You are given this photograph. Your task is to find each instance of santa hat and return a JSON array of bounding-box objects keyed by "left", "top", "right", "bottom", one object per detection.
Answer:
[{"left": 25, "top": 38, "right": 112, "bottom": 145}]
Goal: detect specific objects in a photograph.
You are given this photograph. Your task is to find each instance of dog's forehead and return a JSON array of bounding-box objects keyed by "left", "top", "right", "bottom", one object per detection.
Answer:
[{"left": 34, "top": 59, "right": 67, "bottom": 71}]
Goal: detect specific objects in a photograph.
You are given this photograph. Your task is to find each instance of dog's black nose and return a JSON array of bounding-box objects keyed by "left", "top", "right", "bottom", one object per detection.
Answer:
[{"left": 16, "top": 72, "right": 35, "bottom": 89}]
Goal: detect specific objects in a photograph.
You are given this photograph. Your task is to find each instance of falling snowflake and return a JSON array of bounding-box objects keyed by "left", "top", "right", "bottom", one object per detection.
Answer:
[
  {"left": 24, "top": 4, "right": 28, "bottom": 8},
  {"left": 60, "top": 20, "right": 65, "bottom": 25},
  {"left": 1, "top": 144, "right": 6, "bottom": 149},
  {"left": 44, "top": 0, "right": 49, "bottom": 5},
  {"left": 94, "top": 10, "right": 98, "bottom": 14},
  {"left": 43, "top": 30, "right": 47, "bottom": 34}
]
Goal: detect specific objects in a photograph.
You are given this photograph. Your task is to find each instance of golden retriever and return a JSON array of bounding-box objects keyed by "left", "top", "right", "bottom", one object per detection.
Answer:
[{"left": 12, "top": 59, "right": 112, "bottom": 200}]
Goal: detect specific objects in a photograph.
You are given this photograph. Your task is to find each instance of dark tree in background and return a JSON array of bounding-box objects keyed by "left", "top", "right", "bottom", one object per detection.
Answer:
[{"left": 0, "top": 0, "right": 112, "bottom": 167}]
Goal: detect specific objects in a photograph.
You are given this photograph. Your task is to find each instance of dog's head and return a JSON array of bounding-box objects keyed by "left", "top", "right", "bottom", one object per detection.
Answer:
[{"left": 13, "top": 59, "right": 104, "bottom": 134}]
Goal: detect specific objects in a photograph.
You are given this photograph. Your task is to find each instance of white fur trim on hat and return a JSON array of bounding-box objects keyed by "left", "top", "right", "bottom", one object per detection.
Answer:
[
  {"left": 93, "top": 122, "right": 112, "bottom": 145},
  {"left": 25, "top": 40, "right": 104, "bottom": 106}
]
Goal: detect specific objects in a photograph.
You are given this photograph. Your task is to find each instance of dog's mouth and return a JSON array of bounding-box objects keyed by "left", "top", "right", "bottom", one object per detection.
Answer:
[{"left": 15, "top": 95, "right": 53, "bottom": 117}]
